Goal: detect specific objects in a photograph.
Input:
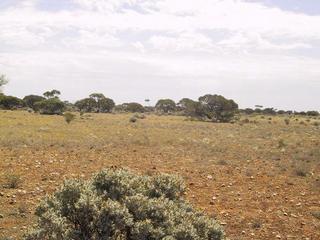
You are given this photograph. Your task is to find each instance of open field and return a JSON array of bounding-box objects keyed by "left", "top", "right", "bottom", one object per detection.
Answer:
[{"left": 0, "top": 110, "right": 320, "bottom": 239}]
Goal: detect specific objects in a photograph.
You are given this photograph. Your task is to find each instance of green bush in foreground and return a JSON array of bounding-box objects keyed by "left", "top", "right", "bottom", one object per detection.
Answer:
[{"left": 24, "top": 168, "right": 224, "bottom": 240}]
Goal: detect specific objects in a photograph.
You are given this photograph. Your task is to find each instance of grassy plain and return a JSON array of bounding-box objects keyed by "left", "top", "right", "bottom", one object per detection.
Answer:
[{"left": 0, "top": 110, "right": 320, "bottom": 239}]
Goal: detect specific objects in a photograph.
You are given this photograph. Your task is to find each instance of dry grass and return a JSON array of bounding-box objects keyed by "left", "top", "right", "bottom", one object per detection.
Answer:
[{"left": 0, "top": 110, "right": 320, "bottom": 239}]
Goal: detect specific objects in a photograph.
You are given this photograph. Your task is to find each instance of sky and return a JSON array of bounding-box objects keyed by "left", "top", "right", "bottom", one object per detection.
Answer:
[{"left": 0, "top": 0, "right": 320, "bottom": 110}]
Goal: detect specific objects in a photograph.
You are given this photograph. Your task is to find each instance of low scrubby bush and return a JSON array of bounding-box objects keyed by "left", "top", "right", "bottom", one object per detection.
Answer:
[
  {"left": 284, "top": 118, "right": 290, "bottom": 125},
  {"left": 63, "top": 112, "right": 76, "bottom": 124},
  {"left": 129, "top": 116, "right": 137, "bottom": 123},
  {"left": 24, "top": 168, "right": 224, "bottom": 240},
  {"left": 4, "top": 174, "right": 22, "bottom": 189}
]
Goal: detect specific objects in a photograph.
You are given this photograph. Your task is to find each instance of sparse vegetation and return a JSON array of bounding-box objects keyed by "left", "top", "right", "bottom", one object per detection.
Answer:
[
  {"left": 4, "top": 174, "right": 22, "bottom": 189},
  {"left": 294, "top": 163, "right": 309, "bottom": 177},
  {"left": 0, "top": 111, "right": 319, "bottom": 240}
]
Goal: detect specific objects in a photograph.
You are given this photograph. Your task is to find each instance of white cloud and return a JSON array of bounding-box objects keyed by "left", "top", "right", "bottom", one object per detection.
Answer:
[{"left": 0, "top": 0, "right": 319, "bottom": 110}]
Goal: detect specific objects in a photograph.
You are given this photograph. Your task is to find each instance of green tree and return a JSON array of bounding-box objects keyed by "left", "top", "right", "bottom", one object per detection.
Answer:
[
  {"left": 242, "top": 108, "right": 254, "bottom": 115},
  {"left": 306, "top": 111, "right": 319, "bottom": 116},
  {"left": 178, "top": 98, "right": 206, "bottom": 118},
  {"left": 43, "top": 89, "right": 61, "bottom": 99},
  {"left": 98, "top": 97, "right": 115, "bottom": 113},
  {"left": 23, "top": 95, "right": 46, "bottom": 109},
  {"left": 34, "top": 98, "right": 65, "bottom": 115},
  {"left": 198, "top": 94, "right": 238, "bottom": 122},
  {"left": 123, "top": 102, "right": 145, "bottom": 113},
  {"left": 0, "top": 95, "right": 24, "bottom": 110},
  {"left": 88, "top": 93, "right": 115, "bottom": 113},
  {"left": 75, "top": 95, "right": 115, "bottom": 113},
  {"left": 75, "top": 98, "right": 97, "bottom": 112},
  {"left": 155, "top": 99, "right": 176, "bottom": 113}
]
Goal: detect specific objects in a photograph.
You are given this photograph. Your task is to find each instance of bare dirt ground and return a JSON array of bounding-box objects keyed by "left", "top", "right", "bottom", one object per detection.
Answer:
[{"left": 0, "top": 111, "right": 319, "bottom": 239}]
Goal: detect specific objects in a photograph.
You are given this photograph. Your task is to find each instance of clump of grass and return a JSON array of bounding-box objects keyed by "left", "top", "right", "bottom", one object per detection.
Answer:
[
  {"left": 311, "top": 211, "right": 320, "bottom": 220},
  {"left": 18, "top": 204, "right": 28, "bottom": 217},
  {"left": 313, "top": 121, "right": 319, "bottom": 127},
  {"left": 294, "top": 164, "right": 309, "bottom": 177},
  {"left": 278, "top": 139, "right": 286, "bottom": 148},
  {"left": 63, "top": 112, "right": 76, "bottom": 124},
  {"left": 217, "top": 159, "right": 228, "bottom": 165},
  {"left": 252, "top": 220, "right": 262, "bottom": 229},
  {"left": 284, "top": 118, "right": 290, "bottom": 125},
  {"left": 4, "top": 174, "right": 22, "bottom": 189}
]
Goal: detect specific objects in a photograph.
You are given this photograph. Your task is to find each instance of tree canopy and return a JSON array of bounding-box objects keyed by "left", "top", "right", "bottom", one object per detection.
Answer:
[
  {"left": 23, "top": 95, "right": 46, "bottom": 109},
  {"left": 155, "top": 99, "right": 176, "bottom": 113},
  {"left": 75, "top": 93, "right": 115, "bottom": 113},
  {"left": 198, "top": 94, "right": 238, "bottom": 122},
  {"left": 43, "top": 89, "right": 61, "bottom": 99}
]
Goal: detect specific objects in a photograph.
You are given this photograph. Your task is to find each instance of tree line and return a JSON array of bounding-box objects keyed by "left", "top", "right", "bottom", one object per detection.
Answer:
[{"left": 0, "top": 75, "right": 319, "bottom": 123}]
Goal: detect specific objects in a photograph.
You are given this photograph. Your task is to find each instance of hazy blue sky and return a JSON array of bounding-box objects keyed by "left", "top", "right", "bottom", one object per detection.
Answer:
[{"left": 0, "top": 0, "right": 319, "bottom": 110}]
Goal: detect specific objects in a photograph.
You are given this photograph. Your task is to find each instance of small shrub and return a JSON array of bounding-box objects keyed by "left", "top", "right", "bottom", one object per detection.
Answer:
[
  {"left": 313, "top": 122, "right": 319, "bottom": 127},
  {"left": 295, "top": 164, "right": 309, "bottom": 177},
  {"left": 278, "top": 139, "right": 286, "bottom": 148},
  {"left": 133, "top": 113, "right": 146, "bottom": 119},
  {"left": 24, "top": 168, "right": 224, "bottom": 240},
  {"left": 130, "top": 116, "right": 137, "bottom": 123},
  {"left": 18, "top": 204, "right": 28, "bottom": 217},
  {"left": 4, "top": 174, "right": 21, "bottom": 189},
  {"left": 63, "top": 112, "right": 76, "bottom": 124},
  {"left": 217, "top": 159, "right": 228, "bottom": 165},
  {"left": 252, "top": 220, "right": 262, "bottom": 229},
  {"left": 284, "top": 118, "right": 290, "bottom": 125},
  {"left": 311, "top": 211, "right": 320, "bottom": 220},
  {"left": 242, "top": 118, "right": 250, "bottom": 124}
]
